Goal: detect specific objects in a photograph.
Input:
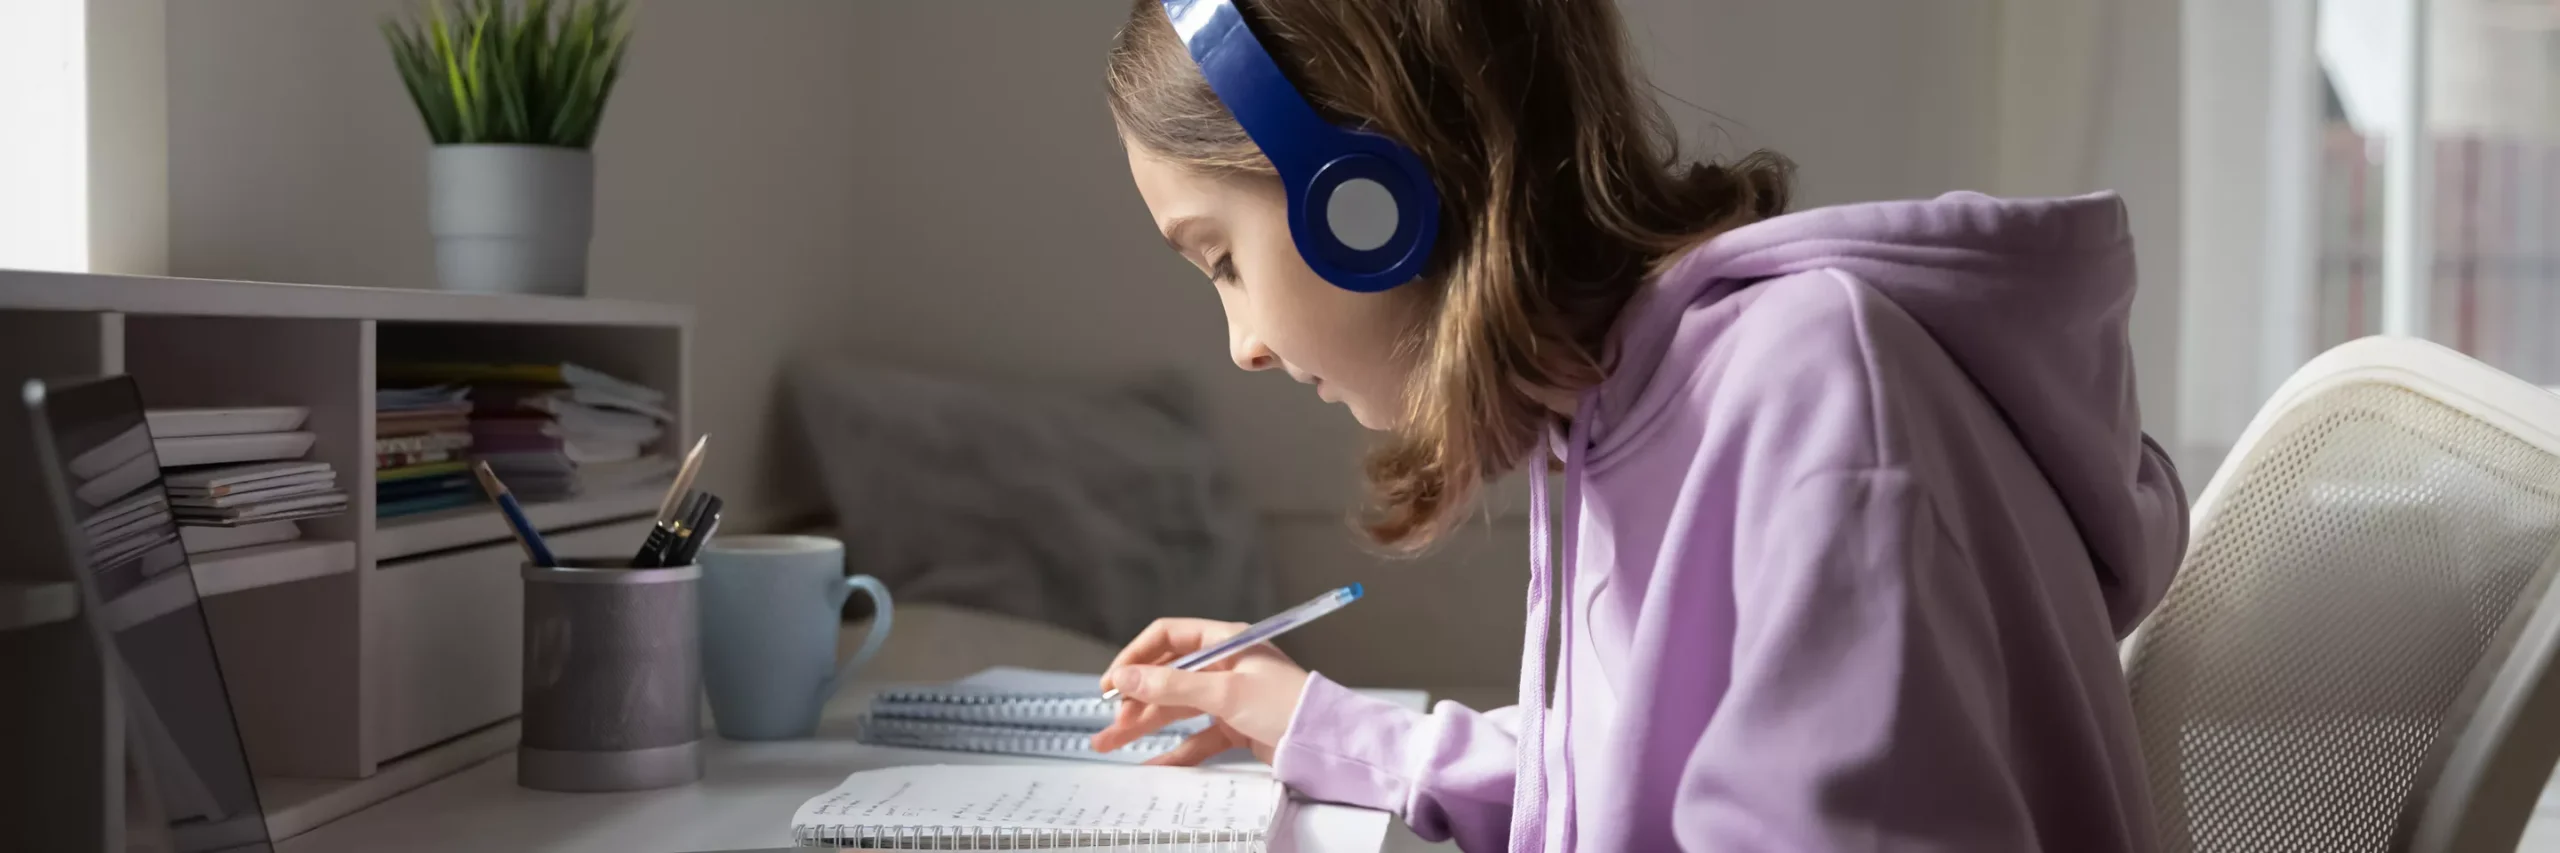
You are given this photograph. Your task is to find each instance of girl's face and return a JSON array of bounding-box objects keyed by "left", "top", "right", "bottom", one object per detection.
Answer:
[{"left": 1126, "top": 143, "right": 1421, "bottom": 431}]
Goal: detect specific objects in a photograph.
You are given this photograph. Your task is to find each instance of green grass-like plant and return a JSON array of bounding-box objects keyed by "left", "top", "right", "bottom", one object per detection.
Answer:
[{"left": 383, "top": 0, "right": 632, "bottom": 148}]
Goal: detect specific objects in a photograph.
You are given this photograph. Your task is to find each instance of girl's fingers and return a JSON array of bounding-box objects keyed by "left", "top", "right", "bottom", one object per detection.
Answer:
[
  {"left": 1091, "top": 701, "right": 1209, "bottom": 754},
  {"left": 1101, "top": 618, "right": 1251, "bottom": 689},
  {"left": 1142, "top": 727, "right": 1241, "bottom": 767}
]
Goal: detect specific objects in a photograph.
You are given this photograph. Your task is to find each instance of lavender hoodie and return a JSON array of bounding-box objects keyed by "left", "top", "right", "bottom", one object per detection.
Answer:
[{"left": 1271, "top": 192, "right": 2188, "bottom": 851}]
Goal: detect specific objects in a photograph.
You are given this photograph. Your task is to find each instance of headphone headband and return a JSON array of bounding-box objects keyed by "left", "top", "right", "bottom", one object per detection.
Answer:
[{"left": 1163, "top": 0, "right": 1442, "bottom": 292}]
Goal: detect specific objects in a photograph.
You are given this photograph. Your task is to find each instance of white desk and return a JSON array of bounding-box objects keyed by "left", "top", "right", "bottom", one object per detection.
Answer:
[{"left": 277, "top": 686, "right": 1428, "bottom": 852}]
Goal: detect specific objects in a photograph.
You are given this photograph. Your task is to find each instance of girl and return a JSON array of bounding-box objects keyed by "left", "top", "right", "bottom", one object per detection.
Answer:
[{"left": 1091, "top": 0, "right": 2187, "bottom": 850}]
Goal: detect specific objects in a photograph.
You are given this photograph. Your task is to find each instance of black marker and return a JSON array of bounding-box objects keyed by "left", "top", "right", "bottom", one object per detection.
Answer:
[{"left": 664, "top": 493, "right": 722, "bottom": 567}]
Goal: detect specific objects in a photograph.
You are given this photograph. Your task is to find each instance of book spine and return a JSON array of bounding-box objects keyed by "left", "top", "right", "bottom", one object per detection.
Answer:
[
  {"left": 791, "top": 824, "right": 1264, "bottom": 850},
  {"left": 375, "top": 431, "right": 471, "bottom": 455},
  {"left": 376, "top": 448, "right": 456, "bottom": 469}
]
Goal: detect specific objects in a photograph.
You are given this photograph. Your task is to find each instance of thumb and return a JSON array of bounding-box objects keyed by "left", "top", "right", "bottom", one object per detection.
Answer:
[{"left": 1109, "top": 665, "right": 1232, "bottom": 713}]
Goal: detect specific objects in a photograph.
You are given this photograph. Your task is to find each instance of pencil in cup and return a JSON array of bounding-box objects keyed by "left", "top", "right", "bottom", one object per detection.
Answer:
[{"left": 633, "top": 437, "right": 711, "bottom": 567}]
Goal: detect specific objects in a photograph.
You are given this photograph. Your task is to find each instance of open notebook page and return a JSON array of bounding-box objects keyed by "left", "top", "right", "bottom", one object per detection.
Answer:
[{"left": 790, "top": 764, "right": 1284, "bottom": 835}]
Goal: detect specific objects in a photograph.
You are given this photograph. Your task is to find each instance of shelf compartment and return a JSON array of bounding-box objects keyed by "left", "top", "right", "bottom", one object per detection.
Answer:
[{"left": 373, "top": 485, "right": 665, "bottom": 562}]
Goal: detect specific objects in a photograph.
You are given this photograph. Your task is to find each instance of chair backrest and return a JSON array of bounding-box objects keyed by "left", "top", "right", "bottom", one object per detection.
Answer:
[{"left": 2124, "top": 337, "right": 2560, "bottom": 853}]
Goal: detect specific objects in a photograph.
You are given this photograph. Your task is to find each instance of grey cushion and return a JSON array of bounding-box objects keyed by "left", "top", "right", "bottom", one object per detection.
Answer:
[{"left": 789, "top": 357, "right": 1269, "bottom": 642}]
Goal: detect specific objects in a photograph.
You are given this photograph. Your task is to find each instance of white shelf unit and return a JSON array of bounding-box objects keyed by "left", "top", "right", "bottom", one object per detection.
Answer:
[{"left": 0, "top": 270, "right": 691, "bottom": 794}]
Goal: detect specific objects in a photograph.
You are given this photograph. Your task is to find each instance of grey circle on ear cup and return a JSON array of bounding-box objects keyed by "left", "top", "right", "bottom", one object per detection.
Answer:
[{"left": 1325, "top": 178, "right": 1399, "bottom": 252}]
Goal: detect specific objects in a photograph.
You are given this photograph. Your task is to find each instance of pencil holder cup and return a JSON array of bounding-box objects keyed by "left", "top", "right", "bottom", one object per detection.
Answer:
[{"left": 518, "top": 557, "right": 702, "bottom": 792}]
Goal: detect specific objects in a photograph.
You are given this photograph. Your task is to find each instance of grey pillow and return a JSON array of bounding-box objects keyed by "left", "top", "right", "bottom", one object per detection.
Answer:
[{"left": 787, "top": 357, "right": 1269, "bottom": 642}]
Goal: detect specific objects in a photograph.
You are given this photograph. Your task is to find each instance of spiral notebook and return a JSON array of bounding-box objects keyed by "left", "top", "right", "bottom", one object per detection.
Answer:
[
  {"left": 789, "top": 764, "right": 1284, "bottom": 850},
  {"left": 857, "top": 668, "right": 1218, "bottom": 764}
]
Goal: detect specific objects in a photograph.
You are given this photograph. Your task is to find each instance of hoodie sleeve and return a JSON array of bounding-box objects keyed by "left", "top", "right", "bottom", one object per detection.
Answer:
[
  {"left": 1273, "top": 673, "right": 1520, "bottom": 850},
  {"left": 1674, "top": 467, "right": 2042, "bottom": 851}
]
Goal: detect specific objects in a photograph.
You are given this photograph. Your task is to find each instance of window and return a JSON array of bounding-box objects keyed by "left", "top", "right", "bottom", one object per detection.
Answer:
[
  {"left": 2314, "top": 0, "right": 2560, "bottom": 383},
  {"left": 2183, "top": 0, "right": 2560, "bottom": 467},
  {"left": 0, "top": 0, "right": 90, "bottom": 272}
]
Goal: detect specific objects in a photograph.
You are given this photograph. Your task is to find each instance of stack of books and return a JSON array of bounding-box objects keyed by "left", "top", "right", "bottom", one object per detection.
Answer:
[
  {"left": 145, "top": 406, "right": 349, "bottom": 528},
  {"left": 376, "top": 386, "right": 481, "bottom": 519},
  {"left": 379, "top": 362, "right": 675, "bottom": 502},
  {"left": 165, "top": 461, "right": 349, "bottom": 527}
]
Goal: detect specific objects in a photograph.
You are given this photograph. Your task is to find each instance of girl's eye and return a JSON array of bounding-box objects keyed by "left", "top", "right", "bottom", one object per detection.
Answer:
[{"left": 1209, "top": 254, "right": 1240, "bottom": 285}]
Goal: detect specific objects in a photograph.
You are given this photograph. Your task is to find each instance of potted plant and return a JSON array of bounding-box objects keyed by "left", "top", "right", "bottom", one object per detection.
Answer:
[{"left": 384, "top": 0, "right": 631, "bottom": 297}]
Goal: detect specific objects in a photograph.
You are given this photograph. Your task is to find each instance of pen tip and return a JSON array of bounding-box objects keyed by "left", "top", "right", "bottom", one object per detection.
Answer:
[{"left": 1344, "top": 582, "right": 1363, "bottom": 599}]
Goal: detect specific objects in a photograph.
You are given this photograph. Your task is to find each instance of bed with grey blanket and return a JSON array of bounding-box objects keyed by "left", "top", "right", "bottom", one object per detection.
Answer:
[{"left": 790, "top": 357, "right": 1270, "bottom": 642}]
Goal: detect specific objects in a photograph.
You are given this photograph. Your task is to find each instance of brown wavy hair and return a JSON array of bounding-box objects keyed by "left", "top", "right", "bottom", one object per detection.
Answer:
[{"left": 1107, "top": 0, "right": 1792, "bottom": 552}]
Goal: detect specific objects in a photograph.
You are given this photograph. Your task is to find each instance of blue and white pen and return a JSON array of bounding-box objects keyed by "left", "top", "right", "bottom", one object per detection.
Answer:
[
  {"left": 1102, "top": 583, "right": 1365, "bottom": 701},
  {"left": 472, "top": 461, "right": 556, "bottom": 568}
]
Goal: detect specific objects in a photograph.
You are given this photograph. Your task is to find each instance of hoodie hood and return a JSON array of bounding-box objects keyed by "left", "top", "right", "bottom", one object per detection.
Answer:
[{"left": 1592, "top": 190, "right": 2185, "bottom": 635}]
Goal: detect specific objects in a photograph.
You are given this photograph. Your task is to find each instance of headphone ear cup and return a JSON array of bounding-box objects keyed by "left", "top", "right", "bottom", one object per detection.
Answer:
[
  {"left": 1320, "top": 176, "right": 1402, "bottom": 253},
  {"left": 1290, "top": 150, "right": 1440, "bottom": 293}
]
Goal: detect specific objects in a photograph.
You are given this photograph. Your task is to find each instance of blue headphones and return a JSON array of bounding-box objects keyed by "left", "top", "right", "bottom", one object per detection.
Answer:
[{"left": 1162, "top": 0, "right": 1442, "bottom": 293}]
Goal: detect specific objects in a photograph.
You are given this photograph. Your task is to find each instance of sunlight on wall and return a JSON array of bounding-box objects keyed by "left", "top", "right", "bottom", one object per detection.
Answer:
[{"left": 0, "top": 0, "right": 90, "bottom": 272}]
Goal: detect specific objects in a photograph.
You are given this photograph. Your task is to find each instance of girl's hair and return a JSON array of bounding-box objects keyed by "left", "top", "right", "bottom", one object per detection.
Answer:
[{"left": 1107, "top": 0, "right": 1792, "bottom": 553}]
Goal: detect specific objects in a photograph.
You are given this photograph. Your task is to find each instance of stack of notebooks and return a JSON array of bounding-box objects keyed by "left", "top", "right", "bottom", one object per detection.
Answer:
[
  {"left": 144, "top": 406, "right": 349, "bottom": 529},
  {"left": 855, "top": 668, "right": 1217, "bottom": 765},
  {"left": 378, "top": 362, "right": 675, "bottom": 502},
  {"left": 375, "top": 386, "right": 479, "bottom": 519}
]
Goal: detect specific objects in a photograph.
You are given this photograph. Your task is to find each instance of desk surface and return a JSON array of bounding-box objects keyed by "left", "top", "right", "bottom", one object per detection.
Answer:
[{"left": 278, "top": 686, "right": 1429, "bottom": 853}]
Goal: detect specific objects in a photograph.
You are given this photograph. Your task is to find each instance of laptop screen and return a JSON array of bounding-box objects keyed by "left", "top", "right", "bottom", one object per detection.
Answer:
[{"left": 30, "top": 377, "right": 272, "bottom": 852}]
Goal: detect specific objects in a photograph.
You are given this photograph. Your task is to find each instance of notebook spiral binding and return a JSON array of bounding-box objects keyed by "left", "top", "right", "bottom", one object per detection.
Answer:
[
  {"left": 871, "top": 688, "right": 1119, "bottom": 722},
  {"left": 868, "top": 690, "right": 1211, "bottom": 734},
  {"left": 790, "top": 823, "right": 1267, "bottom": 850},
  {"left": 855, "top": 716, "right": 1189, "bottom": 759}
]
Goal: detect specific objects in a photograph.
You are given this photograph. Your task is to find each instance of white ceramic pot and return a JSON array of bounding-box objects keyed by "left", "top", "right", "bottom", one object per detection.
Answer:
[{"left": 429, "top": 144, "right": 594, "bottom": 297}]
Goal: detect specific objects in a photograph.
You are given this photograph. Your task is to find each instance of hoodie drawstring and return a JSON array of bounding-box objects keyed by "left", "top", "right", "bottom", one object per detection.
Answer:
[{"left": 1510, "top": 397, "right": 1595, "bottom": 853}]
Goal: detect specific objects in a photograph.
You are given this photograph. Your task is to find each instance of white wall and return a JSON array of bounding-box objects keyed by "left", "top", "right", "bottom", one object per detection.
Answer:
[
  {"left": 1988, "top": 0, "right": 2186, "bottom": 469},
  {"left": 88, "top": 0, "right": 168, "bottom": 276},
  {"left": 1626, "top": 0, "right": 2002, "bottom": 206},
  {"left": 155, "top": 0, "right": 2170, "bottom": 686}
]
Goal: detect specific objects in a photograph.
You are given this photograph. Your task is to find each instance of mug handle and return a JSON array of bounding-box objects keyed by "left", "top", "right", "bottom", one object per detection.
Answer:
[{"left": 820, "top": 575, "right": 894, "bottom": 705}]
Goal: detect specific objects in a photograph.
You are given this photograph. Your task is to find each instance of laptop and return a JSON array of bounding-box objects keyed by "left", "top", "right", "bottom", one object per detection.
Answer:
[{"left": 5, "top": 376, "right": 272, "bottom": 852}]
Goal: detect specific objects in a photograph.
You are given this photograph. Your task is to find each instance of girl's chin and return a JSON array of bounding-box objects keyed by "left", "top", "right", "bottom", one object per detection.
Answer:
[{"left": 1344, "top": 399, "right": 1396, "bottom": 432}]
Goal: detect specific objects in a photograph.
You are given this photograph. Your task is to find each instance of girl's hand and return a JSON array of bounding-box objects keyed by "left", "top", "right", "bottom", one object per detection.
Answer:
[{"left": 1091, "top": 617, "right": 1310, "bottom": 765}]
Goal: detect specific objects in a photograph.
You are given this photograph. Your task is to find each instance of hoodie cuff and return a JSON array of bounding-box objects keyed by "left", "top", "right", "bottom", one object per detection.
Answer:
[{"left": 1271, "top": 672, "right": 1418, "bottom": 812}]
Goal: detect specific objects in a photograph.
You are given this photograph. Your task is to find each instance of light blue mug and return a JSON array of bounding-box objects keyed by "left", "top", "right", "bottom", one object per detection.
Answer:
[{"left": 697, "top": 535, "right": 893, "bottom": 740}]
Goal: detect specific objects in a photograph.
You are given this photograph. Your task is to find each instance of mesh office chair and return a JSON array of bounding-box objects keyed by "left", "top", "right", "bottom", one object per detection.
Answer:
[{"left": 2124, "top": 336, "right": 2560, "bottom": 853}]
